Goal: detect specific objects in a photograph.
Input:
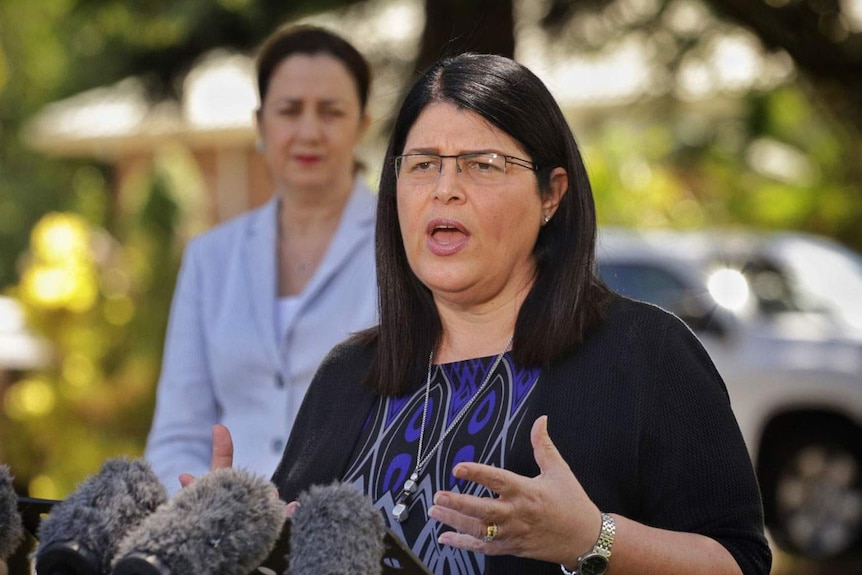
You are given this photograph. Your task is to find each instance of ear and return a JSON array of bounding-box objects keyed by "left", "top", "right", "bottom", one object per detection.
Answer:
[
  {"left": 358, "top": 112, "right": 371, "bottom": 139},
  {"left": 542, "top": 167, "right": 568, "bottom": 220}
]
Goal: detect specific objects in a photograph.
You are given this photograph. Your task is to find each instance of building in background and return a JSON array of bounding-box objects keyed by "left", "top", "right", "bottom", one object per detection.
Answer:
[{"left": 0, "top": 296, "right": 50, "bottom": 385}]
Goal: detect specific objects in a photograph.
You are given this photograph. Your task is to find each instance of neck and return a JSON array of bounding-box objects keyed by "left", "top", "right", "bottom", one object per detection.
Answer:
[
  {"left": 275, "top": 176, "right": 353, "bottom": 296},
  {"left": 433, "top": 277, "right": 532, "bottom": 363},
  {"left": 277, "top": 177, "right": 353, "bottom": 236},
  {"left": 434, "top": 308, "right": 519, "bottom": 364}
]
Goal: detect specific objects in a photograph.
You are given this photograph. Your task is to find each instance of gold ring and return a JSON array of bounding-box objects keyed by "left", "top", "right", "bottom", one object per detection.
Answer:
[{"left": 482, "top": 522, "right": 498, "bottom": 543}]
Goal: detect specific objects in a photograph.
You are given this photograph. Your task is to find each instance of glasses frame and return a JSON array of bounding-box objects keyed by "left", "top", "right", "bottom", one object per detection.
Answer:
[{"left": 394, "top": 152, "right": 538, "bottom": 185}]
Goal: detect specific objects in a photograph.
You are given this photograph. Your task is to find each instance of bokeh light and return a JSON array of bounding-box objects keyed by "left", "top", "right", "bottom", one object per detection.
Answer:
[
  {"left": 707, "top": 267, "right": 750, "bottom": 311},
  {"left": 4, "top": 377, "right": 56, "bottom": 420},
  {"left": 19, "top": 212, "right": 100, "bottom": 312}
]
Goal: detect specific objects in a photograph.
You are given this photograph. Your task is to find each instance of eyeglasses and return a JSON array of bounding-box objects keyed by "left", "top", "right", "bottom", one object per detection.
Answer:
[{"left": 394, "top": 153, "right": 537, "bottom": 186}]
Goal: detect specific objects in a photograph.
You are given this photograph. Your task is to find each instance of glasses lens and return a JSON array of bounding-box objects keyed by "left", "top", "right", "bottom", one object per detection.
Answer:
[
  {"left": 397, "top": 155, "right": 440, "bottom": 182},
  {"left": 396, "top": 153, "right": 516, "bottom": 185},
  {"left": 458, "top": 154, "right": 507, "bottom": 184}
]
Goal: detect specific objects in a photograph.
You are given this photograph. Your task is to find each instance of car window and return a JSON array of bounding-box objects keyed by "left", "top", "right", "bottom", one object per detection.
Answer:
[
  {"left": 723, "top": 258, "right": 798, "bottom": 315},
  {"left": 774, "top": 237, "right": 862, "bottom": 330}
]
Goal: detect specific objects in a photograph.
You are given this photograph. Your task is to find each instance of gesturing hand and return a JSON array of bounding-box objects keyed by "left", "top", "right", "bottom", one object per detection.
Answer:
[
  {"left": 178, "top": 424, "right": 234, "bottom": 488},
  {"left": 428, "top": 415, "right": 602, "bottom": 567}
]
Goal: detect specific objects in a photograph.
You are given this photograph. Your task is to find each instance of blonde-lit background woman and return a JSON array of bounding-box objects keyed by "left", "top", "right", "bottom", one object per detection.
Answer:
[{"left": 145, "top": 25, "right": 377, "bottom": 493}]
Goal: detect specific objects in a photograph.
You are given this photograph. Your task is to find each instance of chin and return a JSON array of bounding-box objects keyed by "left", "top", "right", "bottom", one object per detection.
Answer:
[
  {"left": 422, "top": 273, "right": 477, "bottom": 299},
  {"left": 284, "top": 174, "right": 331, "bottom": 190}
]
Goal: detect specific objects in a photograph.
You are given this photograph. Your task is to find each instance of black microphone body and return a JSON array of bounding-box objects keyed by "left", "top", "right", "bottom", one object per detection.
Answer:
[
  {"left": 0, "top": 465, "right": 24, "bottom": 563},
  {"left": 35, "top": 458, "right": 168, "bottom": 575},
  {"left": 288, "top": 481, "right": 385, "bottom": 575},
  {"left": 111, "top": 467, "right": 286, "bottom": 575}
]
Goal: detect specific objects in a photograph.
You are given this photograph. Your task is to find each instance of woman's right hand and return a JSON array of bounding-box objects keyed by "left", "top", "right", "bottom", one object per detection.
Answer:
[{"left": 178, "top": 424, "right": 234, "bottom": 488}]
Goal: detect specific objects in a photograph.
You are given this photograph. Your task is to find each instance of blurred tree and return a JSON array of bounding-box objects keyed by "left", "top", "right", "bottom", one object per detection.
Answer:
[
  {"left": 0, "top": 154, "right": 195, "bottom": 497},
  {"left": 542, "top": 0, "right": 862, "bottom": 132},
  {"left": 702, "top": 0, "right": 862, "bottom": 132},
  {"left": 586, "top": 84, "right": 862, "bottom": 249},
  {"left": 534, "top": 0, "right": 862, "bottom": 250}
]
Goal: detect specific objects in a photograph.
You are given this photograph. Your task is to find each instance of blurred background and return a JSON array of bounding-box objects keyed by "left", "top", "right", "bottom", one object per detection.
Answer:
[{"left": 1, "top": 0, "right": 860, "bottom": 573}]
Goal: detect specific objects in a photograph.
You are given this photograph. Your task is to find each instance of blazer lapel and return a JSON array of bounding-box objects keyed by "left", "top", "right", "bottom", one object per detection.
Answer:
[
  {"left": 243, "top": 197, "right": 281, "bottom": 367},
  {"left": 299, "top": 177, "right": 376, "bottom": 304}
]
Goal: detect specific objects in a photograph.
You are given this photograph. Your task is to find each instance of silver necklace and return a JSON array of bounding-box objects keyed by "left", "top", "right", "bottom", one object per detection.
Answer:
[{"left": 391, "top": 337, "right": 513, "bottom": 523}]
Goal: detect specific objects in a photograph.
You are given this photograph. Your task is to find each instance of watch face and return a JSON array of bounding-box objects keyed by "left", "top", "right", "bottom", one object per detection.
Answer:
[{"left": 580, "top": 554, "right": 609, "bottom": 575}]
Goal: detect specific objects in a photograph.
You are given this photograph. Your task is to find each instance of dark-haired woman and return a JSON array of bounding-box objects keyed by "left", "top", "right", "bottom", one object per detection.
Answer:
[
  {"left": 144, "top": 25, "right": 378, "bottom": 494},
  {"left": 212, "top": 51, "right": 771, "bottom": 574}
]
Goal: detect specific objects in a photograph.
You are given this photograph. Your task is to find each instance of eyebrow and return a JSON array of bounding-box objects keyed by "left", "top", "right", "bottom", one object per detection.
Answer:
[{"left": 274, "top": 98, "right": 347, "bottom": 106}]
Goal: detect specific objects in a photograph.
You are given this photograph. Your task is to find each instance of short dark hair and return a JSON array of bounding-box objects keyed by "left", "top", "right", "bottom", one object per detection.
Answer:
[
  {"left": 255, "top": 24, "right": 371, "bottom": 112},
  {"left": 361, "top": 53, "right": 610, "bottom": 396}
]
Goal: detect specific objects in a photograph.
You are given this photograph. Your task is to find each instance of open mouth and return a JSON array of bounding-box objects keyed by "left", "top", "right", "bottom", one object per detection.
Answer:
[
  {"left": 426, "top": 219, "right": 470, "bottom": 255},
  {"left": 431, "top": 224, "right": 467, "bottom": 245}
]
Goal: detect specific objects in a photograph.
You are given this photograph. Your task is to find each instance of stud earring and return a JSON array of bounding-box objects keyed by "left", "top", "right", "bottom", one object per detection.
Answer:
[{"left": 542, "top": 213, "right": 551, "bottom": 224}]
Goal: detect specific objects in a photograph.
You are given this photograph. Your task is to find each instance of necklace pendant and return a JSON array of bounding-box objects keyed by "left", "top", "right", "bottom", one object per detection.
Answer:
[
  {"left": 392, "top": 501, "right": 409, "bottom": 522},
  {"left": 403, "top": 472, "right": 419, "bottom": 494},
  {"left": 391, "top": 477, "right": 417, "bottom": 523}
]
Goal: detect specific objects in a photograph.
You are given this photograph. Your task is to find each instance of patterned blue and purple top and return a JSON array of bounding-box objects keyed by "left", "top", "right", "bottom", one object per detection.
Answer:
[{"left": 343, "top": 353, "right": 541, "bottom": 575}]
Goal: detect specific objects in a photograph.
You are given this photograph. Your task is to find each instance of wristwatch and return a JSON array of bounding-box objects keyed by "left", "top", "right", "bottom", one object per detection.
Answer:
[{"left": 560, "top": 512, "right": 615, "bottom": 575}]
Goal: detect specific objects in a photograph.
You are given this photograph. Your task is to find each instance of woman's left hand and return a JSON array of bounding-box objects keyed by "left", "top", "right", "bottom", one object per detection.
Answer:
[{"left": 428, "top": 415, "right": 602, "bottom": 567}]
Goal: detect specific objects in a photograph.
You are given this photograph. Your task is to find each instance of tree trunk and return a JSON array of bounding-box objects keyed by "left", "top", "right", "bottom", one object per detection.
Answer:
[{"left": 415, "top": 0, "right": 515, "bottom": 74}]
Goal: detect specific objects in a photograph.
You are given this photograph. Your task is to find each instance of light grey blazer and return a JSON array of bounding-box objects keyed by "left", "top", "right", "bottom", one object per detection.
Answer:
[{"left": 145, "top": 178, "right": 378, "bottom": 492}]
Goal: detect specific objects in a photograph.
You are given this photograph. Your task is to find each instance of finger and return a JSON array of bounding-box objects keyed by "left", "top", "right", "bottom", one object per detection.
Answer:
[
  {"left": 438, "top": 529, "right": 503, "bottom": 554},
  {"left": 211, "top": 424, "right": 234, "bottom": 469},
  {"left": 432, "top": 490, "right": 501, "bottom": 524},
  {"left": 428, "top": 499, "right": 486, "bottom": 538},
  {"left": 530, "top": 415, "right": 566, "bottom": 476},
  {"left": 285, "top": 500, "right": 300, "bottom": 518},
  {"left": 451, "top": 461, "right": 520, "bottom": 497},
  {"left": 428, "top": 505, "right": 512, "bottom": 549},
  {"left": 178, "top": 473, "right": 196, "bottom": 488}
]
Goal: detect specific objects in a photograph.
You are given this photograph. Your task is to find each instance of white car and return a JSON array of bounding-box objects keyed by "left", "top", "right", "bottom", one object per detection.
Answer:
[{"left": 597, "top": 228, "right": 862, "bottom": 560}]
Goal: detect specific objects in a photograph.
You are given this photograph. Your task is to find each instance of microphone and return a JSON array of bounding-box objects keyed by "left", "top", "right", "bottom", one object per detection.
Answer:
[
  {"left": 0, "top": 465, "right": 24, "bottom": 563},
  {"left": 111, "top": 468, "right": 286, "bottom": 575},
  {"left": 287, "top": 482, "right": 385, "bottom": 575},
  {"left": 35, "top": 458, "right": 168, "bottom": 575}
]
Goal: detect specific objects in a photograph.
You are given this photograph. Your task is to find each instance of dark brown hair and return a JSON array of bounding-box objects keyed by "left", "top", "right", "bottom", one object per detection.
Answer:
[{"left": 256, "top": 24, "right": 371, "bottom": 112}]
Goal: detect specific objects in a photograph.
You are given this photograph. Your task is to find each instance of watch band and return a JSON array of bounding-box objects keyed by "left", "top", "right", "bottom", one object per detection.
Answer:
[
  {"left": 560, "top": 512, "right": 615, "bottom": 575},
  {"left": 594, "top": 512, "right": 615, "bottom": 556}
]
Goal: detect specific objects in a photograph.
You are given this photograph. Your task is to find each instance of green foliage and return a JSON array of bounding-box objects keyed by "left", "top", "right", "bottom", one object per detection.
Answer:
[
  {"left": 0, "top": 166, "right": 185, "bottom": 498},
  {"left": 585, "top": 86, "right": 862, "bottom": 251}
]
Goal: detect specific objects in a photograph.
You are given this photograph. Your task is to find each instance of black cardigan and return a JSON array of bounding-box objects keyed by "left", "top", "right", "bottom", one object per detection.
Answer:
[{"left": 271, "top": 296, "right": 772, "bottom": 575}]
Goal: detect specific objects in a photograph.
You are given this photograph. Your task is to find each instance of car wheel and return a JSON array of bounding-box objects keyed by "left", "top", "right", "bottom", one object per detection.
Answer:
[{"left": 763, "top": 429, "right": 862, "bottom": 559}]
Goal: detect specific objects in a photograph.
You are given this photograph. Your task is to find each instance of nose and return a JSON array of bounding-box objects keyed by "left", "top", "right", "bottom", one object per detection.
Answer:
[
  {"left": 432, "top": 157, "right": 465, "bottom": 203},
  {"left": 296, "top": 111, "right": 322, "bottom": 139}
]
